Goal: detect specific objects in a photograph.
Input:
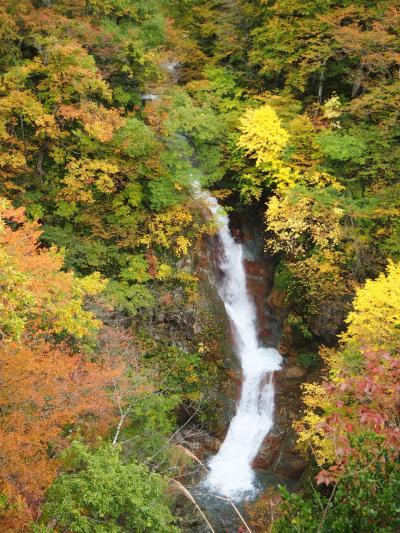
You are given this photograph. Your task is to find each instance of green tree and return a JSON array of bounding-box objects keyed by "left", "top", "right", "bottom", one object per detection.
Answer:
[{"left": 36, "top": 441, "right": 178, "bottom": 533}]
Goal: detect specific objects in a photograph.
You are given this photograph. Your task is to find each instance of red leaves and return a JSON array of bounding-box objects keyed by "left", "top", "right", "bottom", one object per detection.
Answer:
[
  {"left": 359, "top": 408, "right": 386, "bottom": 428},
  {"left": 313, "top": 348, "right": 399, "bottom": 477},
  {"left": 315, "top": 469, "right": 334, "bottom": 486},
  {"left": 355, "top": 377, "right": 379, "bottom": 398}
]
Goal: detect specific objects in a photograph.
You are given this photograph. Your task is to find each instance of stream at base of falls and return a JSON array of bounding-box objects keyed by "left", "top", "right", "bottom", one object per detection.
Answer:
[{"left": 194, "top": 184, "right": 283, "bottom": 501}]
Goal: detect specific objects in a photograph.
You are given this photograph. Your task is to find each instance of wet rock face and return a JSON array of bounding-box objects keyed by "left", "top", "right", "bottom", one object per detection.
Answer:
[
  {"left": 267, "top": 288, "right": 288, "bottom": 322},
  {"left": 309, "top": 296, "right": 349, "bottom": 345}
]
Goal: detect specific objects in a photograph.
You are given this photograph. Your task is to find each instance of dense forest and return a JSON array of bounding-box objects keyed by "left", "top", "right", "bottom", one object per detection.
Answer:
[{"left": 0, "top": 0, "right": 399, "bottom": 531}]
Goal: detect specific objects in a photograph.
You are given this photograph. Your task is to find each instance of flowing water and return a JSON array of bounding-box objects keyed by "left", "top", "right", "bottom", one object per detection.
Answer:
[{"left": 194, "top": 184, "right": 283, "bottom": 500}]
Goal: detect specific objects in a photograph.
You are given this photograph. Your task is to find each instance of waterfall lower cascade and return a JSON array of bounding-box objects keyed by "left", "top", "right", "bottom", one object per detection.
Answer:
[{"left": 195, "top": 184, "right": 283, "bottom": 500}]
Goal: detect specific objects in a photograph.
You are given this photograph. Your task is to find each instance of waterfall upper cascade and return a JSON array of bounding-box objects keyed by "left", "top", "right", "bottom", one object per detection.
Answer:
[{"left": 195, "top": 184, "right": 283, "bottom": 500}]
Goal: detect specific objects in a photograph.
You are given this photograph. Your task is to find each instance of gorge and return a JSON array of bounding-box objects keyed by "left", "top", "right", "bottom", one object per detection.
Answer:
[
  {"left": 0, "top": 1, "right": 398, "bottom": 532},
  {"left": 195, "top": 185, "right": 283, "bottom": 499}
]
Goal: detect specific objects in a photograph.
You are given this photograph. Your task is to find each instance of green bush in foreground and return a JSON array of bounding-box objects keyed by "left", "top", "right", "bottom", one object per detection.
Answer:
[{"left": 35, "top": 441, "right": 178, "bottom": 533}]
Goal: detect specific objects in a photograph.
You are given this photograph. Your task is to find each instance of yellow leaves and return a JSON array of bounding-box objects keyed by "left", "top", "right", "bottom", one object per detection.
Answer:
[
  {"left": 319, "top": 346, "right": 346, "bottom": 384},
  {"left": 266, "top": 190, "right": 342, "bottom": 257},
  {"left": 90, "top": 0, "right": 138, "bottom": 19},
  {"left": 197, "top": 342, "right": 207, "bottom": 355},
  {"left": 375, "top": 227, "right": 390, "bottom": 237},
  {"left": 176, "top": 271, "right": 198, "bottom": 285},
  {"left": 175, "top": 235, "right": 190, "bottom": 256},
  {"left": 96, "top": 173, "right": 117, "bottom": 193},
  {"left": 274, "top": 164, "right": 299, "bottom": 191},
  {"left": 237, "top": 104, "right": 301, "bottom": 198},
  {"left": 296, "top": 382, "right": 336, "bottom": 466},
  {"left": 304, "top": 170, "right": 345, "bottom": 191},
  {"left": 52, "top": 300, "right": 102, "bottom": 339},
  {"left": 186, "top": 371, "right": 199, "bottom": 384},
  {"left": 61, "top": 158, "right": 119, "bottom": 204},
  {"left": 0, "top": 151, "right": 26, "bottom": 177},
  {"left": 0, "top": 60, "right": 39, "bottom": 92},
  {"left": 156, "top": 263, "right": 173, "bottom": 280},
  {"left": 59, "top": 102, "right": 125, "bottom": 143},
  {"left": 32, "top": 264, "right": 105, "bottom": 341},
  {"left": 74, "top": 271, "right": 107, "bottom": 297},
  {"left": 237, "top": 104, "right": 290, "bottom": 167},
  {"left": 141, "top": 206, "right": 193, "bottom": 256},
  {"left": 266, "top": 194, "right": 310, "bottom": 255},
  {"left": 341, "top": 260, "right": 400, "bottom": 351},
  {"left": 0, "top": 89, "right": 59, "bottom": 141},
  {"left": 323, "top": 95, "right": 342, "bottom": 128}
]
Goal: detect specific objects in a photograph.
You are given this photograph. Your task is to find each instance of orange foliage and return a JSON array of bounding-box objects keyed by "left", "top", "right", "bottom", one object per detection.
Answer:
[
  {"left": 59, "top": 102, "right": 124, "bottom": 142},
  {"left": 0, "top": 340, "right": 121, "bottom": 530},
  {"left": 0, "top": 200, "right": 126, "bottom": 530},
  {"left": 0, "top": 200, "right": 104, "bottom": 341}
]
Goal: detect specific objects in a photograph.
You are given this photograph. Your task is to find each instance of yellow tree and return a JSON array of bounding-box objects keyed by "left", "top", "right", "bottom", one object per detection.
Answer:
[
  {"left": 341, "top": 260, "right": 400, "bottom": 351},
  {"left": 236, "top": 104, "right": 299, "bottom": 198},
  {"left": 265, "top": 190, "right": 342, "bottom": 258},
  {"left": 237, "top": 104, "right": 290, "bottom": 167}
]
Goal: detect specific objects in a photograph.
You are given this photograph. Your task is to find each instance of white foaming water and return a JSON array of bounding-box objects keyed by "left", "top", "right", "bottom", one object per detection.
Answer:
[{"left": 194, "top": 183, "right": 282, "bottom": 499}]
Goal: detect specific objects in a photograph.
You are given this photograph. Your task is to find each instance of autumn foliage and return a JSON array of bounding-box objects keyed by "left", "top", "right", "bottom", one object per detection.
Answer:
[
  {"left": 0, "top": 200, "right": 122, "bottom": 529},
  {"left": 298, "top": 347, "right": 400, "bottom": 477},
  {"left": 297, "top": 261, "right": 400, "bottom": 477},
  {"left": 0, "top": 199, "right": 105, "bottom": 342},
  {"left": 0, "top": 341, "right": 119, "bottom": 530},
  {"left": 0, "top": 0, "right": 399, "bottom": 531}
]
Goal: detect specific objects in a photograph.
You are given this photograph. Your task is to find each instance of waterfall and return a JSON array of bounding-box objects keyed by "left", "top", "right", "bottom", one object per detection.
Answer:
[{"left": 194, "top": 183, "right": 283, "bottom": 500}]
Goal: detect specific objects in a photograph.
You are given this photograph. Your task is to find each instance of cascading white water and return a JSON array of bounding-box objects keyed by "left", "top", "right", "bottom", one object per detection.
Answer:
[
  {"left": 194, "top": 184, "right": 282, "bottom": 499},
  {"left": 147, "top": 58, "right": 282, "bottom": 501}
]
